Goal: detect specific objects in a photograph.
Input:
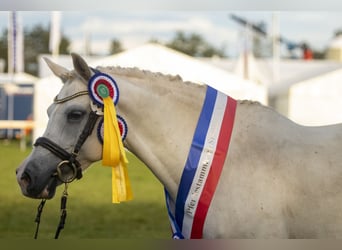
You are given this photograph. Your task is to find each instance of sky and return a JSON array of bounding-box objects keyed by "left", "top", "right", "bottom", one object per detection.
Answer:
[{"left": 1, "top": 11, "right": 342, "bottom": 58}]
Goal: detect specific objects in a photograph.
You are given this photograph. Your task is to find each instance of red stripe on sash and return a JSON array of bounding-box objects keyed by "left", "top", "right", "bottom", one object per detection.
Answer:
[{"left": 190, "top": 97, "right": 237, "bottom": 238}]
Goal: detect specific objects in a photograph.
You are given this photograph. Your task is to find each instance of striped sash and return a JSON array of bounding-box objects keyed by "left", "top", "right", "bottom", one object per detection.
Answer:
[{"left": 165, "top": 86, "right": 237, "bottom": 239}]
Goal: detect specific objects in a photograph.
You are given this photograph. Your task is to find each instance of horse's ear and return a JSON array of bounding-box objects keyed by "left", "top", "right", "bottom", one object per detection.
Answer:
[
  {"left": 43, "top": 57, "right": 70, "bottom": 83},
  {"left": 71, "top": 53, "right": 92, "bottom": 82}
]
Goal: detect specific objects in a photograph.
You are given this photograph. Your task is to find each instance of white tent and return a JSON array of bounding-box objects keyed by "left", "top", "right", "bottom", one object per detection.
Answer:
[
  {"left": 326, "top": 35, "right": 342, "bottom": 62},
  {"left": 289, "top": 68, "right": 342, "bottom": 126},
  {"left": 33, "top": 76, "right": 63, "bottom": 141},
  {"left": 204, "top": 56, "right": 342, "bottom": 126},
  {"left": 267, "top": 61, "right": 342, "bottom": 126},
  {"left": 95, "top": 43, "right": 267, "bottom": 103}
]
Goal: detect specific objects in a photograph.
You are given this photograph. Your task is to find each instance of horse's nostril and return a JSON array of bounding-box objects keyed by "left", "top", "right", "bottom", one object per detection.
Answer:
[{"left": 21, "top": 171, "right": 31, "bottom": 184}]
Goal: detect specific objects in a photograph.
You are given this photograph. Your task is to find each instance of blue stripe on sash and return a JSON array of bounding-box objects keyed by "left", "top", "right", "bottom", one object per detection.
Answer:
[
  {"left": 175, "top": 86, "right": 218, "bottom": 231},
  {"left": 164, "top": 189, "right": 184, "bottom": 239}
]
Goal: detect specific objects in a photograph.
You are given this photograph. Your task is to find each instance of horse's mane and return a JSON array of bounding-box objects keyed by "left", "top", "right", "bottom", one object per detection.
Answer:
[
  {"left": 97, "top": 66, "right": 205, "bottom": 91},
  {"left": 95, "top": 67, "right": 268, "bottom": 110}
]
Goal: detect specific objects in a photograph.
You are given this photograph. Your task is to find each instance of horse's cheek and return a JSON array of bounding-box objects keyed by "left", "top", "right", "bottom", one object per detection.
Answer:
[{"left": 81, "top": 137, "right": 103, "bottom": 163}]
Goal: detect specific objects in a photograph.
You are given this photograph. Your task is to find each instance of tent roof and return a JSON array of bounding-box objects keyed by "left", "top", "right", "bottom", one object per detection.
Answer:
[
  {"left": 94, "top": 43, "right": 266, "bottom": 102},
  {"left": 202, "top": 56, "right": 342, "bottom": 97},
  {"left": 268, "top": 60, "right": 342, "bottom": 96},
  {"left": 328, "top": 35, "right": 342, "bottom": 49}
]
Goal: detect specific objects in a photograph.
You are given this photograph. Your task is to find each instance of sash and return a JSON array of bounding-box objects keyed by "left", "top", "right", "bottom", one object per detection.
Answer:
[{"left": 165, "top": 86, "right": 237, "bottom": 239}]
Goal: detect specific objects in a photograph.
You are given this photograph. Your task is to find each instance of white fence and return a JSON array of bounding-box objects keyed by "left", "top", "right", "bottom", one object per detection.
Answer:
[{"left": 0, "top": 120, "right": 34, "bottom": 151}]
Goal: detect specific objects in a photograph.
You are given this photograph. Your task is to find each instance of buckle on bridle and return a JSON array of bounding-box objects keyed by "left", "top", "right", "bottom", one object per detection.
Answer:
[{"left": 55, "top": 160, "right": 78, "bottom": 183}]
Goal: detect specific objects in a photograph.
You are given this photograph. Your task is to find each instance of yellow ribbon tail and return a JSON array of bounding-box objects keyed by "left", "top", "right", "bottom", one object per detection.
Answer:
[
  {"left": 102, "top": 96, "right": 133, "bottom": 203},
  {"left": 112, "top": 162, "right": 133, "bottom": 203}
]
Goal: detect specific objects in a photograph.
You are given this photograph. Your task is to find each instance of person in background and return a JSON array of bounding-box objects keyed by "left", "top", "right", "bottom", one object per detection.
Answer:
[{"left": 302, "top": 42, "right": 313, "bottom": 60}]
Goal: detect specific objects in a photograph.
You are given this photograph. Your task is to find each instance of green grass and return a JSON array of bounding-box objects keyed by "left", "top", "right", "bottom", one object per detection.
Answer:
[{"left": 0, "top": 140, "right": 170, "bottom": 239}]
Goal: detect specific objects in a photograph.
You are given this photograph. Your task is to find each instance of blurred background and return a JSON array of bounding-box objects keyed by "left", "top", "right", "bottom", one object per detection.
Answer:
[{"left": 0, "top": 11, "right": 342, "bottom": 238}]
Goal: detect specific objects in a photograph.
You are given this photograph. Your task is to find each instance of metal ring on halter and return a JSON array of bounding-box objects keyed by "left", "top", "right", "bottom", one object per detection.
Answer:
[{"left": 56, "top": 160, "right": 78, "bottom": 183}]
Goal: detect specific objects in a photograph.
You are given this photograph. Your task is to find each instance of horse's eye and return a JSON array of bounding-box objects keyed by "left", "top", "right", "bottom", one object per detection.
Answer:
[{"left": 67, "top": 111, "right": 85, "bottom": 122}]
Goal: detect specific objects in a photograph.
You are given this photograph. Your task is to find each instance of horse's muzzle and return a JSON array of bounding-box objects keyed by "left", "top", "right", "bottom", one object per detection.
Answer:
[{"left": 17, "top": 162, "right": 58, "bottom": 199}]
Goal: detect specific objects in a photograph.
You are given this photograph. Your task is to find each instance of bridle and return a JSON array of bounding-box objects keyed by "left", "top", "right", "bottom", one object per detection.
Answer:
[
  {"left": 33, "top": 84, "right": 101, "bottom": 239},
  {"left": 34, "top": 97, "right": 99, "bottom": 184}
]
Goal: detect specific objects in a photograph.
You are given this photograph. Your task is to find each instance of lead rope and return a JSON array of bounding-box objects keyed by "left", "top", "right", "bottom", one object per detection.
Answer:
[
  {"left": 54, "top": 183, "right": 68, "bottom": 239},
  {"left": 34, "top": 199, "right": 46, "bottom": 239},
  {"left": 33, "top": 183, "right": 69, "bottom": 239}
]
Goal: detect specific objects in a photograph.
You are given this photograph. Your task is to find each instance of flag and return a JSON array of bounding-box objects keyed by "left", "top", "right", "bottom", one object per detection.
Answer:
[
  {"left": 8, "top": 11, "right": 24, "bottom": 73},
  {"left": 49, "top": 11, "right": 61, "bottom": 56}
]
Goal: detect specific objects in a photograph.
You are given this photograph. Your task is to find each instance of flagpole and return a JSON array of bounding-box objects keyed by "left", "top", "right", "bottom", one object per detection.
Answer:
[
  {"left": 16, "top": 13, "right": 24, "bottom": 73},
  {"left": 7, "top": 11, "right": 15, "bottom": 138},
  {"left": 49, "top": 11, "right": 61, "bottom": 57},
  {"left": 272, "top": 12, "right": 280, "bottom": 85},
  {"left": 8, "top": 12, "right": 15, "bottom": 75}
]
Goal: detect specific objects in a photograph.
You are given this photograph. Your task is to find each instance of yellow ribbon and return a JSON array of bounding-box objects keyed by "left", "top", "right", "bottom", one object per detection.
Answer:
[{"left": 102, "top": 96, "right": 133, "bottom": 203}]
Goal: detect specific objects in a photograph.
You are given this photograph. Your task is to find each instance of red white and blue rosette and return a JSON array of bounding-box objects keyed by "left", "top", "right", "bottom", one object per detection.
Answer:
[
  {"left": 97, "top": 115, "right": 128, "bottom": 144},
  {"left": 88, "top": 72, "right": 119, "bottom": 107}
]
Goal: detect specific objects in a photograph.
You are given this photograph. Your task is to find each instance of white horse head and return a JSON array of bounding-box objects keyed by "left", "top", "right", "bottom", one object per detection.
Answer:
[{"left": 16, "top": 54, "right": 103, "bottom": 198}]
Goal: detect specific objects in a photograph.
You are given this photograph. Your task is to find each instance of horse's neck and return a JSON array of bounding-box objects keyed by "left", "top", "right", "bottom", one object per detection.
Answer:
[{"left": 106, "top": 69, "right": 206, "bottom": 199}]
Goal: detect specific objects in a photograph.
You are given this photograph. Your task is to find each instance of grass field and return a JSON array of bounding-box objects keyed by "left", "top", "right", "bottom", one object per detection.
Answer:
[{"left": 0, "top": 140, "right": 170, "bottom": 239}]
